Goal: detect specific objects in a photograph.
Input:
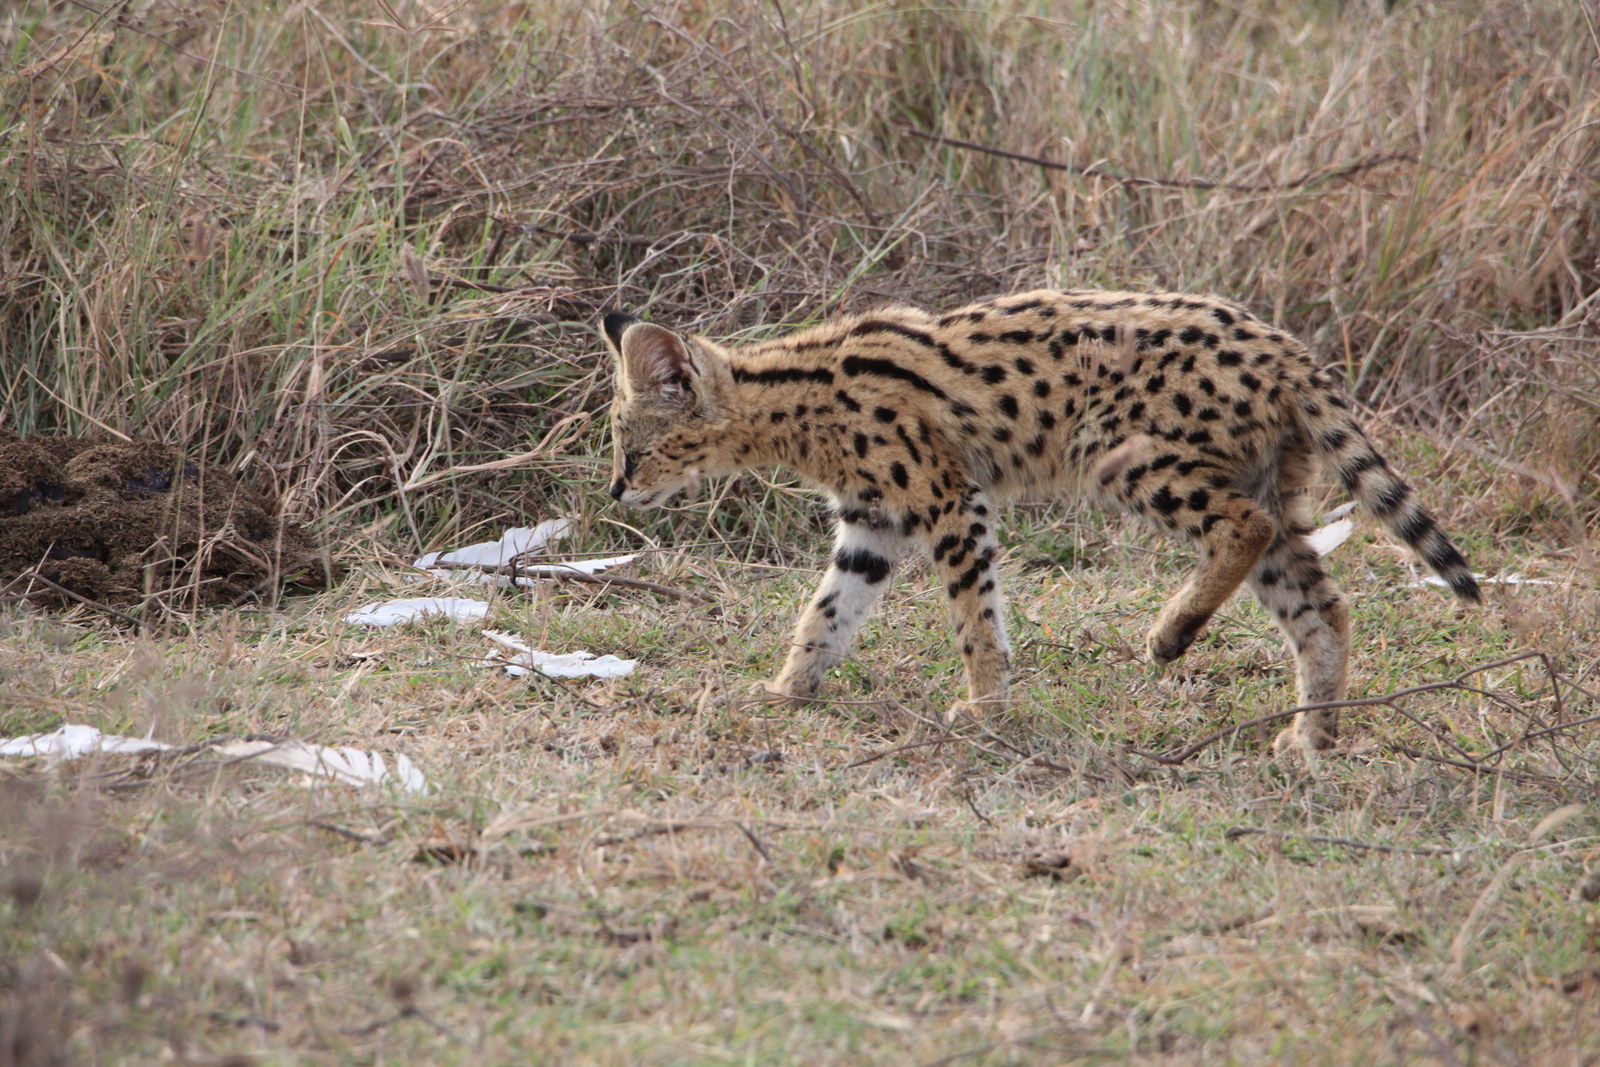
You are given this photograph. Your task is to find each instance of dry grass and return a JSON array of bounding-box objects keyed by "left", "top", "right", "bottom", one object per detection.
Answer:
[
  {"left": 3, "top": 0, "right": 1600, "bottom": 1063},
  {"left": 1, "top": 0, "right": 1596, "bottom": 540},
  {"left": 3, "top": 524, "right": 1600, "bottom": 1064}
]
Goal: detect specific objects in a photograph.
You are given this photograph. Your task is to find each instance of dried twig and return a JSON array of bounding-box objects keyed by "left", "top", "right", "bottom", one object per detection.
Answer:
[
  {"left": 1130, "top": 652, "right": 1572, "bottom": 768},
  {"left": 340, "top": 1006, "right": 455, "bottom": 1040},
  {"left": 888, "top": 701, "right": 1087, "bottom": 779},
  {"left": 510, "top": 221, "right": 659, "bottom": 247},
  {"left": 308, "top": 819, "right": 394, "bottom": 846},
  {"left": 423, "top": 559, "right": 709, "bottom": 603},
  {"left": 906, "top": 126, "right": 1417, "bottom": 194},
  {"left": 591, "top": 820, "right": 701, "bottom": 847},
  {"left": 0, "top": 572, "right": 144, "bottom": 632},
  {"left": 844, "top": 733, "right": 958, "bottom": 769},
  {"left": 735, "top": 822, "right": 773, "bottom": 864},
  {"left": 430, "top": 276, "right": 602, "bottom": 311},
  {"left": 1385, "top": 744, "right": 1561, "bottom": 788},
  {"left": 962, "top": 785, "right": 996, "bottom": 829},
  {"left": 1224, "top": 826, "right": 1481, "bottom": 857}
]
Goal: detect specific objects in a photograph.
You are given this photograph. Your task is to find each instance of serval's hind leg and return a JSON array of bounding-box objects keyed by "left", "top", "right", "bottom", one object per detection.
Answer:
[
  {"left": 1093, "top": 436, "right": 1275, "bottom": 666},
  {"left": 1240, "top": 443, "right": 1353, "bottom": 757}
]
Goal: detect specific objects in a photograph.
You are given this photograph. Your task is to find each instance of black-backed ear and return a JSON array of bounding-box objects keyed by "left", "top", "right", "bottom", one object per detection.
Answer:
[
  {"left": 601, "top": 311, "right": 640, "bottom": 353},
  {"left": 617, "top": 322, "right": 696, "bottom": 394}
]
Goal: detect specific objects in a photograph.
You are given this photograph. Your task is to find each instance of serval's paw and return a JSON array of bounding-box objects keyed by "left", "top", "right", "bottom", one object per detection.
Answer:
[
  {"left": 944, "top": 694, "right": 1007, "bottom": 726},
  {"left": 749, "top": 679, "right": 811, "bottom": 707},
  {"left": 1271, "top": 717, "right": 1337, "bottom": 769},
  {"left": 1146, "top": 614, "right": 1206, "bottom": 665}
]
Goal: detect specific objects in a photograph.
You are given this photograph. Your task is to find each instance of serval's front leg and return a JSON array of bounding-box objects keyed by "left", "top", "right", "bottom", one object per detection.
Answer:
[
  {"left": 921, "top": 486, "right": 1010, "bottom": 722},
  {"left": 761, "top": 512, "right": 912, "bottom": 704}
]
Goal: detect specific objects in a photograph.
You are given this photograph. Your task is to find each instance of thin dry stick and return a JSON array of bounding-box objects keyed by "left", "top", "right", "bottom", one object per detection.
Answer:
[
  {"left": 9, "top": 0, "right": 132, "bottom": 126},
  {"left": 963, "top": 785, "right": 996, "bottom": 829},
  {"left": 735, "top": 822, "right": 773, "bottom": 864},
  {"left": 1385, "top": 744, "right": 1560, "bottom": 788},
  {"left": 1477, "top": 651, "right": 1580, "bottom": 774},
  {"left": 1224, "top": 826, "right": 1481, "bottom": 857},
  {"left": 340, "top": 1006, "right": 455, "bottom": 1040},
  {"left": 308, "top": 820, "right": 393, "bottom": 846},
  {"left": 509, "top": 221, "right": 659, "bottom": 247},
  {"left": 889, "top": 700, "right": 1083, "bottom": 778},
  {"left": 964, "top": 717, "right": 1079, "bottom": 775},
  {"left": 509, "top": 668, "right": 605, "bottom": 710},
  {"left": 431, "top": 275, "right": 602, "bottom": 309},
  {"left": 423, "top": 559, "right": 708, "bottom": 603},
  {"left": 1126, "top": 706, "right": 1303, "bottom": 765},
  {"left": 1480, "top": 713, "right": 1600, "bottom": 761},
  {"left": 590, "top": 815, "right": 806, "bottom": 849},
  {"left": 1130, "top": 652, "right": 1560, "bottom": 766},
  {"left": 0, "top": 572, "right": 144, "bottom": 632},
  {"left": 906, "top": 126, "right": 1418, "bottom": 194},
  {"left": 398, "top": 412, "right": 592, "bottom": 493},
  {"left": 844, "top": 733, "right": 960, "bottom": 769},
  {"left": 592, "top": 821, "right": 701, "bottom": 847}
]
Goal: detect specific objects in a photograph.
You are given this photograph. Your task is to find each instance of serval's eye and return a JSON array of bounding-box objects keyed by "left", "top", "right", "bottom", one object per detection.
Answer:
[{"left": 623, "top": 452, "right": 639, "bottom": 479}]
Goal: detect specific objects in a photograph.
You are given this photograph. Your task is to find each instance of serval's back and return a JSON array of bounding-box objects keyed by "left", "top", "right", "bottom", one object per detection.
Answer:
[{"left": 600, "top": 289, "right": 1478, "bottom": 757}]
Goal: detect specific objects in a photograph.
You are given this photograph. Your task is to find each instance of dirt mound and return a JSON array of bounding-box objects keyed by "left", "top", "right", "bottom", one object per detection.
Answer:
[{"left": 0, "top": 433, "right": 326, "bottom": 610}]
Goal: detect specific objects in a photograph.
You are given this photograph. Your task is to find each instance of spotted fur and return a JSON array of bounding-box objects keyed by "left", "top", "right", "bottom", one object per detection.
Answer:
[{"left": 599, "top": 291, "right": 1479, "bottom": 755}]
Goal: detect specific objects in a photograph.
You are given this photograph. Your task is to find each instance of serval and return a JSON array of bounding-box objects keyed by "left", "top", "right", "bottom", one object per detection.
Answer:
[{"left": 600, "top": 291, "right": 1478, "bottom": 756}]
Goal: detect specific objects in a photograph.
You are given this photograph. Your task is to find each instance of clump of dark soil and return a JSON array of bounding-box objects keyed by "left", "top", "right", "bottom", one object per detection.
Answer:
[{"left": 0, "top": 433, "right": 325, "bottom": 611}]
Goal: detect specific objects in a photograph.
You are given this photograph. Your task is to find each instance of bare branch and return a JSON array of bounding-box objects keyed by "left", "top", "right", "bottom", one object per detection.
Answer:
[{"left": 905, "top": 126, "right": 1418, "bottom": 194}]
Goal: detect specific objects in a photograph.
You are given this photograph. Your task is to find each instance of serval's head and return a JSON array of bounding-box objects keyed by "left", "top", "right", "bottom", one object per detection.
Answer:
[{"left": 600, "top": 312, "right": 737, "bottom": 510}]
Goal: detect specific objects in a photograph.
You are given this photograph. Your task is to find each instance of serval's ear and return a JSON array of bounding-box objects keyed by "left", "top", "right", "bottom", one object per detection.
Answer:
[
  {"left": 612, "top": 320, "right": 697, "bottom": 396},
  {"left": 601, "top": 311, "right": 638, "bottom": 353}
]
